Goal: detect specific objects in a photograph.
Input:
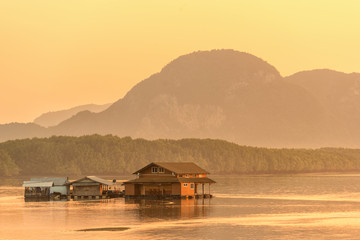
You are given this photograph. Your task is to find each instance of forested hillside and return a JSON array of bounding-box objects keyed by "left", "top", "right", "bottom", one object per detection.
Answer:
[{"left": 1, "top": 135, "right": 360, "bottom": 177}]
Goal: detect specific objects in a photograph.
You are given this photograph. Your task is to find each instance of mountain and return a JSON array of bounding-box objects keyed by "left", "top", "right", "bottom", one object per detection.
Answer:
[
  {"left": 51, "top": 49, "right": 324, "bottom": 147},
  {"left": 284, "top": 69, "right": 360, "bottom": 147},
  {"left": 0, "top": 123, "right": 48, "bottom": 142},
  {"left": 33, "top": 103, "right": 111, "bottom": 127},
  {"left": 1, "top": 49, "right": 360, "bottom": 147}
]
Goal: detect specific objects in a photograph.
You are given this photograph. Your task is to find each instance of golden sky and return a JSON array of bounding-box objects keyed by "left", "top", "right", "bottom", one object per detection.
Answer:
[{"left": 1, "top": 0, "right": 360, "bottom": 124}]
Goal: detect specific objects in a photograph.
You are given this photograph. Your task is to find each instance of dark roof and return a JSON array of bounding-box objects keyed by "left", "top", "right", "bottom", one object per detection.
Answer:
[
  {"left": 69, "top": 176, "right": 114, "bottom": 186},
  {"left": 178, "top": 177, "right": 216, "bottom": 183},
  {"left": 30, "top": 177, "right": 69, "bottom": 186},
  {"left": 124, "top": 177, "right": 180, "bottom": 184},
  {"left": 133, "top": 162, "right": 209, "bottom": 174},
  {"left": 124, "top": 177, "right": 215, "bottom": 184}
]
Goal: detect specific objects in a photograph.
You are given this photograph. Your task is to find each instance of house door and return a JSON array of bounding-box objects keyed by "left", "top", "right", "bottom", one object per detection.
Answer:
[{"left": 195, "top": 184, "right": 198, "bottom": 194}]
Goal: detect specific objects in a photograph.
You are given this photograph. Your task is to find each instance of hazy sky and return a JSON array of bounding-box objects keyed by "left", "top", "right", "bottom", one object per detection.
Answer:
[{"left": 1, "top": 0, "right": 360, "bottom": 124}]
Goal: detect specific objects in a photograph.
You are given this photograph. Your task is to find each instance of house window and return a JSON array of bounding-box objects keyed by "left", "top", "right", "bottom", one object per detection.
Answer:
[
  {"left": 185, "top": 174, "right": 189, "bottom": 178},
  {"left": 158, "top": 167, "right": 164, "bottom": 173},
  {"left": 183, "top": 183, "right": 188, "bottom": 187},
  {"left": 152, "top": 167, "right": 158, "bottom": 173},
  {"left": 190, "top": 183, "right": 194, "bottom": 189}
]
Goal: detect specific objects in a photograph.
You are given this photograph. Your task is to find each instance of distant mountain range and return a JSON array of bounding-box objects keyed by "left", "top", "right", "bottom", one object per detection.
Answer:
[
  {"left": 1, "top": 49, "right": 360, "bottom": 148},
  {"left": 33, "top": 103, "right": 111, "bottom": 127}
]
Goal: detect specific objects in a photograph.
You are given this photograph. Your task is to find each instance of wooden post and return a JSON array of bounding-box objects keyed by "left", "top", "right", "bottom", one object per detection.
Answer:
[
  {"left": 209, "top": 184, "right": 211, "bottom": 195},
  {"left": 202, "top": 184, "right": 205, "bottom": 196},
  {"left": 141, "top": 185, "right": 146, "bottom": 195}
]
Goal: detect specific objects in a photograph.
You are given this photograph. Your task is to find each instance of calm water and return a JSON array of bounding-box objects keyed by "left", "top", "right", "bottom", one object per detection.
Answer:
[{"left": 1, "top": 174, "right": 360, "bottom": 239}]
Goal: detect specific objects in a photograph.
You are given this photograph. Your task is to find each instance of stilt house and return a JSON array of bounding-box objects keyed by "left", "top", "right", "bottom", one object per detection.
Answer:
[
  {"left": 69, "top": 176, "right": 114, "bottom": 199},
  {"left": 124, "top": 162, "right": 215, "bottom": 198},
  {"left": 22, "top": 177, "right": 70, "bottom": 199}
]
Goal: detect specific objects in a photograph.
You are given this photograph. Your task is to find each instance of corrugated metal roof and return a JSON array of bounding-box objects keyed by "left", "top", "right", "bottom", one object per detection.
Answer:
[
  {"left": 22, "top": 181, "right": 54, "bottom": 187},
  {"left": 133, "top": 162, "right": 209, "bottom": 174},
  {"left": 69, "top": 176, "right": 114, "bottom": 186},
  {"left": 30, "top": 177, "right": 69, "bottom": 186}
]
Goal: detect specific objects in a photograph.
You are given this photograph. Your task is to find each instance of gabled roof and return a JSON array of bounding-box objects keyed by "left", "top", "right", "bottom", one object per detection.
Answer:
[
  {"left": 124, "top": 177, "right": 180, "bottom": 184},
  {"left": 69, "top": 176, "right": 114, "bottom": 186},
  {"left": 124, "top": 176, "right": 216, "bottom": 184},
  {"left": 133, "top": 162, "right": 209, "bottom": 174},
  {"left": 30, "top": 177, "right": 69, "bottom": 186}
]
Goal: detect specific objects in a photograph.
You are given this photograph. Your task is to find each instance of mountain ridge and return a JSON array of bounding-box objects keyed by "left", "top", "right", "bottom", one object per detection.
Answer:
[
  {"left": 1, "top": 49, "right": 360, "bottom": 148},
  {"left": 33, "top": 103, "right": 112, "bottom": 127}
]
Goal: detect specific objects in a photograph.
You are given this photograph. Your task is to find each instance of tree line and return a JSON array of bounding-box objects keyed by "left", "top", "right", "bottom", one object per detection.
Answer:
[{"left": 1, "top": 135, "right": 360, "bottom": 177}]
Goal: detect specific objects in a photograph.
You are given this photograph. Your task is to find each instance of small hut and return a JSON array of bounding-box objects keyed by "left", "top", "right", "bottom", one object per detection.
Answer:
[
  {"left": 69, "top": 176, "right": 114, "bottom": 199},
  {"left": 22, "top": 177, "right": 70, "bottom": 199},
  {"left": 22, "top": 181, "right": 53, "bottom": 199},
  {"left": 31, "top": 177, "right": 70, "bottom": 196}
]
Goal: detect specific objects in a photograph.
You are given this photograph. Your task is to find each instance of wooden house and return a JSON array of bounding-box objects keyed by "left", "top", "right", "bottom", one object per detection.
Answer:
[
  {"left": 22, "top": 177, "right": 70, "bottom": 199},
  {"left": 124, "top": 162, "right": 216, "bottom": 199},
  {"left": 69, "top": 176, "right": 114, "bottom": 199}
]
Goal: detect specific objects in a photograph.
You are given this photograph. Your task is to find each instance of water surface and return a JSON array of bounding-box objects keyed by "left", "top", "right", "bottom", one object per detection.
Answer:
[{"left": 1, "top": 174, "right": 360, "bottom": 239}]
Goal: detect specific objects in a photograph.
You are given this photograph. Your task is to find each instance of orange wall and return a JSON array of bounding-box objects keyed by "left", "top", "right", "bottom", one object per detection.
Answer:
[
  {"left": 181, "top": 182, "right": 195, "bottom": 196},
  {"left": 177, "top": 174, "right": 207, "bottom": 178}
]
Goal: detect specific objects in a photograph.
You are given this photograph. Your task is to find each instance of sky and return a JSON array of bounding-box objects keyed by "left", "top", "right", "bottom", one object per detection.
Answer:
[{"left": 1, "top": 0, "right": 360, "bottom": 124}]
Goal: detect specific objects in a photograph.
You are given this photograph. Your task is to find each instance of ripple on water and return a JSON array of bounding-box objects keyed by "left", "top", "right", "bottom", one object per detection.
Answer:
[{"left": 77, "top": 227, "right": 130, "bottom": 232}]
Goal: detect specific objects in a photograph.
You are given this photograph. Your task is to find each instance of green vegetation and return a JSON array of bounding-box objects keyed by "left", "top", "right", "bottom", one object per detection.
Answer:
[
  {"left": 0, "top": 149, "right": 19, "bottom": 176},
  {"left": 1, "top": 135, "right": 360, "bottom": 176}
]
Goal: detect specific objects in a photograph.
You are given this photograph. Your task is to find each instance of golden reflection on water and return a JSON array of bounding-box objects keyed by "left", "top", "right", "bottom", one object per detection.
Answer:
[
  {"left": 125, "top": 198, "right": 211, "bottom": 219},
  {"left": 216, "top": 193, "right": 360, "bottom": 202},
  {"left": 3, "top": 174, "right": 360, "bottom": 239}
]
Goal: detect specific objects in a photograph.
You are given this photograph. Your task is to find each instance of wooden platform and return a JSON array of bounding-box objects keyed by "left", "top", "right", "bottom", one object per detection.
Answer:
[{"left": 124, "top": 194, "right": 213, "bottom": 200}]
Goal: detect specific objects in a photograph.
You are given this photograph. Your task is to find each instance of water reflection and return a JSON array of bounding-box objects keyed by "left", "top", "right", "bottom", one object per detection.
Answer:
[
  {"left": 24, "top": 197, "right": 51, "bottom": 202},
  {"left": 125, "top": 198, "right": 212, "bottom": 219},
  {"left": 4, "top": 175, "right": 360, "bottom": 239}
]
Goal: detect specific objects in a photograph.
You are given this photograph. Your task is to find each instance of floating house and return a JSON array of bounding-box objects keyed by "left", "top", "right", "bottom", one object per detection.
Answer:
[
  {"left": 124, "top": 162, "right": 216, "bottom": 199},
  {"left": 22, "top": 177, "right": 70, "bottom": 199},
  {"left": 69, "top": 176, "right": 115, "bottom": 200}
]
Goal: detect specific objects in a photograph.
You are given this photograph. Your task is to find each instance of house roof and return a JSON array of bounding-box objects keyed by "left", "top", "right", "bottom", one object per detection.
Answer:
[
  {"left": 124, "top": 177, "right": 215, "bottom": 184},
  {"left": 124, "top": 177, "right": 180, "bottom": 184},
  {"left": 133, "top": 162, "right": 210, "bottom": 174},
  {"left": 30, "top": 177, "right": 69, "bottom": 186},
  {"left": 178, "top": 177, "right": 216, "bottom": 183},
  {"left": 69, "top": 176, "right": 114, "bottom": 186},
  {"left": 22, "top": 181, "right": 54, "bottom": 187}
]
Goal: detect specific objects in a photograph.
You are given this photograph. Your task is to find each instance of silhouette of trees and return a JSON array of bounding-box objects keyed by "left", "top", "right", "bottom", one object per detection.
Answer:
[{"left": 1, "top": 135, "right": 360, "bottom": 176}]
